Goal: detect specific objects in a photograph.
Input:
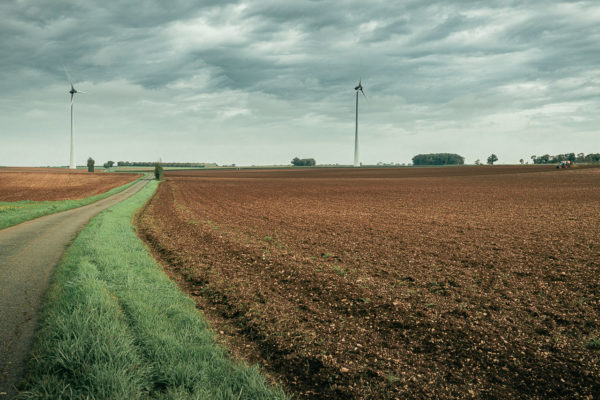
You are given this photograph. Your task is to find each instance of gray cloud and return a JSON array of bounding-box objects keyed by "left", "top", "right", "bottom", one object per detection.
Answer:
[{"left": 0, "top": 0, "right": 598, "bottom": 166}]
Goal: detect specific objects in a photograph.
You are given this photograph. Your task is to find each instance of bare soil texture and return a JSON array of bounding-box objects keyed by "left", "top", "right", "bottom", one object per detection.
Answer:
[
  {"left": 137, "top": 166, "right": 600, "bottom": 399},
  {"left": 0, "top": 168, "right": 139, "bottom": 201}
]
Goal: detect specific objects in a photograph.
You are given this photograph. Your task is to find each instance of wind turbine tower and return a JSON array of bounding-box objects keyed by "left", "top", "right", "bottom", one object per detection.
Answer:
[
  {"left": 64, "top": 68, "right": 84, "bottom": 169},
  {"left": 354, "top": 78, "right": 366, "bottom": 167}
]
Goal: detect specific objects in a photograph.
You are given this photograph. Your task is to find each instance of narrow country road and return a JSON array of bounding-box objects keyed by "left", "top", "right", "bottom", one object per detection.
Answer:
[{"left": 0, "top": 175, "right": 152, "bottom": 398}]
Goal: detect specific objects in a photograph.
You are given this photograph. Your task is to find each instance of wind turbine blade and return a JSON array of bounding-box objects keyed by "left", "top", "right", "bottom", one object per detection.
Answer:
[
  {"left": 63, "top": 66, "right": 74, "bottom": 86},
  {"left": 77, "top": 91, "right": 86, "bottom": 94},
  {"left": 70, "top": 92, "right": 74, "bottom": 103},
  {"left": 361, "top": 89, "right": 367, "bottom": 99}
]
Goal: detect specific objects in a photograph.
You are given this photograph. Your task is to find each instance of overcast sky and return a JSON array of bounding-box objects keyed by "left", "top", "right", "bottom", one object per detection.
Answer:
[{"left": 1, "top": 1, "right": 598, "bottom": 166}]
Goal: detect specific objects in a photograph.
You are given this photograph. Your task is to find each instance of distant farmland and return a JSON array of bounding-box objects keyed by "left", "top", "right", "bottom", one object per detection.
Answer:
[
  {"left": 138, "top": 166, "right": 600, "bottom": 399},
  {"left": 0, "top": 168, "right": 139, "bottom": 201}
]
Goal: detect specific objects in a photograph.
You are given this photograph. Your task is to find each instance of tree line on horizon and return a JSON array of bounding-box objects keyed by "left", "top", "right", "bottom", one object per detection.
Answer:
[
  {"left": 530, "top": 153, "right": 600, "bottom": 164},
  {"left": 412, "top": 153, "right": 465, "bottom": 166},
  {"left": 291, "top": 157, "right": 316, "bottom": 166},
  {"left": 80, "top": 153, "right": 599, "bottom": 171},
  {"left": 116, "top": 161, "right": 214, "bottom": 168}
]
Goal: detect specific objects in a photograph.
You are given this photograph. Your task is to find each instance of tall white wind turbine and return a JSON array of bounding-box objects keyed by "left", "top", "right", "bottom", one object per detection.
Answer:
[
  {"left": 64, "top": 68, "right": 85, "bottom": 169},
  {"left": 354, "top": 78, "right": 366, "bottom": 167}
]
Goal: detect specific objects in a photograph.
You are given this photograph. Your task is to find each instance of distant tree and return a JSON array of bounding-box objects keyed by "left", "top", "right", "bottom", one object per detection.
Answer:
[
  {"left": 532, "top": 154, "right": 550, "bottom": 164},
  {"left": 291, "top": 157, "right": 316, "bottom": 166},
  {"left": 105, "top": 160, "right": 115, "bottom": 168},
  {"left": 474, "top": 159, "right": 481, "bottom": 165},
  {"left": 530, "top": 152, "right": 600, "bottom": 164},
  {"left": 519, "top": 158, "right": 524, "bottom": 165},
  {"left": 87, "top": 157, "right": 95, "bottom": 172},
  {"left": 487, "top": 154, "right": 498, "bottom": 165},
  {"left": 154, "top": 162, "right": 164, "bottom": 180},
  {"left": 586, "top": 153, "right": 600, "bottom": 162},
  {"left": 412, "top": 153, "right": 465, "bottom": 166}
]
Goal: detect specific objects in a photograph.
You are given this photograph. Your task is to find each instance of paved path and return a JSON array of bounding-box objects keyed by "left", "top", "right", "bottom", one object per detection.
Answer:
[{"left": 0, "top": 176, "right": 152, "bottom": 398}]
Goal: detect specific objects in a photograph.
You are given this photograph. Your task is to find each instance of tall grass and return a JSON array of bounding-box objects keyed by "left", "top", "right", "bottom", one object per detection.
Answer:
[
  {"left": 18, "top": 180, "right": 287, "bottom": 399},
  {"left": 0, "top": 178, "right": 142, "bottom": 230}
]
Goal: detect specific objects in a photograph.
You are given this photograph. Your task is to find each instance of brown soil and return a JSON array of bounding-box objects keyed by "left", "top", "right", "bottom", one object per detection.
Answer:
[
  {"left": 0, "top": 168, "right": 140, "bottom": 201},
  {"left": 137, "top": 166, "right": 600, "bottom": 399}
]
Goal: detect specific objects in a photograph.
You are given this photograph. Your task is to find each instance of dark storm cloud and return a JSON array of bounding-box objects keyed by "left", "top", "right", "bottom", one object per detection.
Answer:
[
  {"left": 0, "top": 0, "right": 235, "bottom": 89},
  {"left": 2, "top": 0, "right": 597, "bottom": 99}
]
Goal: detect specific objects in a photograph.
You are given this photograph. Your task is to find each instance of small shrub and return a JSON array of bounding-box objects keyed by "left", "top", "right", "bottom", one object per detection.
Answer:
[
  {"left": 586, "top": 336, "right": 600, "bottom": 350},
  {"left": 387, "top": 373, "right": 400, "bottom": 384},
  {"left": 154, "top": 162, "right": 164, "bottom": 180}
]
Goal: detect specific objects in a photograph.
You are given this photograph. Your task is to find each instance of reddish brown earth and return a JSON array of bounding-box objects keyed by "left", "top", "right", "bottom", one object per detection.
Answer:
[
  {"left": 137, "top": 166, "right": 600, "bottom": 399},
  {"left": 0, "top": 168, "right": 140, "bottom": 201}
]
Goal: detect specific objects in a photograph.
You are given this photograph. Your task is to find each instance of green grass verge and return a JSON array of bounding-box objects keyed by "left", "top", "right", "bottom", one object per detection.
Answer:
[
  {"left": 0, "top": 177, "right": 142, "bottom": 231},
  {"left": 18, "top": 180, "right": 287, "bottom": 400}
]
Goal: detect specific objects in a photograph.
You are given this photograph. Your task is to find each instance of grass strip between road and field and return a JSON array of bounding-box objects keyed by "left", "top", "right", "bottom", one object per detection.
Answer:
[
  {"left": 0, "top": 176, "right": 144, "bottom": 231},
  {"left": 17, "top": 180, "right": 287, "bottom": 400}
]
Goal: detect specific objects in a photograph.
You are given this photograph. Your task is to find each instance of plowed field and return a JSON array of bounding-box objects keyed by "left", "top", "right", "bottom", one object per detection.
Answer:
[
  {"left": 138, "top": 166, "right": 600, "bottom": 399},
  {"left": 0, "top": 168, "right": 140, "bottom": 201}
]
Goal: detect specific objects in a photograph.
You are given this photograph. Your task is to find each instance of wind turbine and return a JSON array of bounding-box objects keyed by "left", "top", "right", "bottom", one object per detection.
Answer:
[
  {"left": 64, "top": 67, "right": 85, "bottom": 169},
  {"left": 354, "top": 78, "right": 366, "bottom": 167}
]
